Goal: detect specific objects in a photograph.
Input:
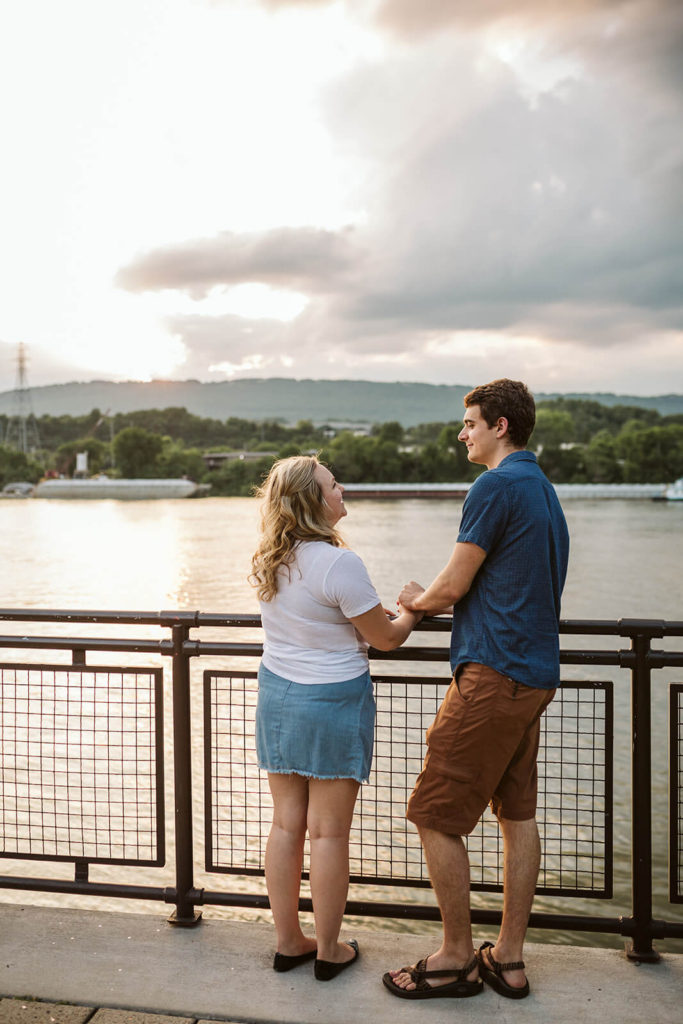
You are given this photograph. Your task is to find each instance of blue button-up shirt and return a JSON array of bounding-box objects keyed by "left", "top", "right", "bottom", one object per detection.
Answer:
[{"left": 450, "top": 450, "right": 569, "bottom": 689}]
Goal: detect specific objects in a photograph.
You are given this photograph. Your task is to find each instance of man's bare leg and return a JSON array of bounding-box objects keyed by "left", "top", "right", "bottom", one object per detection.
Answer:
[
  {"left": 481, "top": 816, "right": 540, "bottom": 990},
  {"left": 388, "top": 825, "right": 478, "bottom": 991}
]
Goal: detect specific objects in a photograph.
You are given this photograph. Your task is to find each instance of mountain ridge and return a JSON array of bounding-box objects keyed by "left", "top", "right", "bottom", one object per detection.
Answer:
[{"left": 1, "top": 378, "right": 681, "bottom": 426}]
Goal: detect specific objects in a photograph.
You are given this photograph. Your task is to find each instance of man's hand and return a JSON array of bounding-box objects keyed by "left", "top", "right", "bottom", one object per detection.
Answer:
[{"left": 398, "top": 580, "right": 425, "bottom": 610}]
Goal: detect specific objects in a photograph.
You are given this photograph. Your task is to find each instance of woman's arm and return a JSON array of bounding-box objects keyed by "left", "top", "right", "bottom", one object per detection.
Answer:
[{"left": 350, "top": 603, "right": 423, "bottom": 652}]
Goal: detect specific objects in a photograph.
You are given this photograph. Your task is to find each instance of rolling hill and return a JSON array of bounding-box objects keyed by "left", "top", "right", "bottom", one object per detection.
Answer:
[{"left": 0, "top": 378, "right": 681, "bottom": 426}]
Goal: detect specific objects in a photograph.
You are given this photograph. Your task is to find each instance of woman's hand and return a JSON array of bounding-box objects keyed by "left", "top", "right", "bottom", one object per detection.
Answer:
[
  {"left": 397, "top": 600, "right": 423, "bottom": 621},
  {"left": 350, "top": 601, "right": 422, "bottom": 651}
]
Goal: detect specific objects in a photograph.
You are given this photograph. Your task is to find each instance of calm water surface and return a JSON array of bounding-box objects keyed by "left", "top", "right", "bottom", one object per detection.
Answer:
[{"left": 1, "top": 495, "right": 682, "bottom": 950}]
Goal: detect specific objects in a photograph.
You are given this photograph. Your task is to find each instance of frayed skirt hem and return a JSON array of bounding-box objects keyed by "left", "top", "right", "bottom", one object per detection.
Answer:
[{"left": 257, "top": 763, "right": 368, "bottom": 784}]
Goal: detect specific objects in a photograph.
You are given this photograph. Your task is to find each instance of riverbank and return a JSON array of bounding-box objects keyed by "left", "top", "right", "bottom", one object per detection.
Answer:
[{"left": 2, "top": 904, "right": 682, "bottom": 1024}]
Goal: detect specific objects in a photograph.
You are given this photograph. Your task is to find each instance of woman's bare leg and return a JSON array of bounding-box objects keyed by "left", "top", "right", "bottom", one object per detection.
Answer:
[
  {"left": 265, "top": 772, "right": 316, "bottom": 956},
  {"left": 307, "top": 777, "right": 360, "bottom": 963}
]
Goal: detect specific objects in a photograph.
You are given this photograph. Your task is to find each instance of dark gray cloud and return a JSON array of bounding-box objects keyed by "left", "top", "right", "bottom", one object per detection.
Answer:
[
  {"left": 116, "top": 227, "right": 359, "bottom": 298},
  {"left": 317, "top": 14, "right": 683, "bottom": 340}
]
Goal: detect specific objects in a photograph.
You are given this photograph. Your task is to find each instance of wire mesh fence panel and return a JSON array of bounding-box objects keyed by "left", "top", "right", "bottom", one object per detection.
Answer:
[
  {"left": 205, "top": 672, "right": 612, "bottom": 898},
  {"left": 0, "top": 663, "right": 164, "bottom": 865},
  {"left": 671, "top": 684, "right": 683, "bottom": 903},
  {"left": 204, "top": 670, "right": 264, "bottom": 874},
  {"left": 535, "top": 682, "right": 612, "bottom": 897}
]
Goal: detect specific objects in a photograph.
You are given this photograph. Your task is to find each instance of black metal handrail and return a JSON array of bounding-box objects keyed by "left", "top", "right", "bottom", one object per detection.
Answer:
[{"left": 0, "top": 609, "right": 682, "bottom": 961}]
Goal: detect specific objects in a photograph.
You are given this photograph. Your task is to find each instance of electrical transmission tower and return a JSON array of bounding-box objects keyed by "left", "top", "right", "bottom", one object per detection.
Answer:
[{"left": 4, "top": 342, "right": 41, "bottom": 453}]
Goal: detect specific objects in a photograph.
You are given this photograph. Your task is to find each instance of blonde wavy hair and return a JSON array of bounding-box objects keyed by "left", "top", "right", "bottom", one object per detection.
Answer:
[{"left": 249, "top": 455, "right": 344, "bottom": 602}]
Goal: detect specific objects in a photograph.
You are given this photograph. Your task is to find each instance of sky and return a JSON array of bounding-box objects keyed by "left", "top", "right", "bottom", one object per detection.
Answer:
[{"left": 1, "top": 0, "right": 682, "bottom": 396}]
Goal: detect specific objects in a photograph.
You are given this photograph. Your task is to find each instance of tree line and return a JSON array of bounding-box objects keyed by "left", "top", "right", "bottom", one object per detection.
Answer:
[{"left": 1, "top": 398, "right": 682, "bottom": 494}]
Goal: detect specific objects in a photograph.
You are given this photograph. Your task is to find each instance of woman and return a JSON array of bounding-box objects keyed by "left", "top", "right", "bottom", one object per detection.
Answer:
[{"left": 250, "top": 455, "right": 421, "bottom": 981}]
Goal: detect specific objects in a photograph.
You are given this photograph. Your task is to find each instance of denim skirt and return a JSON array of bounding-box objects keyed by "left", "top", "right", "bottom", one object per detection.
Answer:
[{"left": 256, "top": 662, "right": 376, "bottom": 783}]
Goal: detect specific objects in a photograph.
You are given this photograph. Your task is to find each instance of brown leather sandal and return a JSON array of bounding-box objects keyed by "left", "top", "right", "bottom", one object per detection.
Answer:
[
  {"left": 476, "top": 941, "right": 530, "bottom": 999},
  {"left": 382, "top": 953, "right": 483, "bottom": 1000}
]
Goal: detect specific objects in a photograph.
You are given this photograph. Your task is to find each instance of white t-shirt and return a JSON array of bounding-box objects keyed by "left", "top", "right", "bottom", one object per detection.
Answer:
[{"left": 260, "top": 541, "right": 381, "bottom": 684}]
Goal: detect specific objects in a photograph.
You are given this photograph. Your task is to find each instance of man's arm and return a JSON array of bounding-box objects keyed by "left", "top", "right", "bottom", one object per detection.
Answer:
[{"left": 399, "top": 541, "right": 487, "bottom": 615}]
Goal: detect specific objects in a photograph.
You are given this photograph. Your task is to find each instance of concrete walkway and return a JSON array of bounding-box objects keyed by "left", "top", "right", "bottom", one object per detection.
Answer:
[{"left": 1, "top": 904, "right": 682, "bottom": 1024}]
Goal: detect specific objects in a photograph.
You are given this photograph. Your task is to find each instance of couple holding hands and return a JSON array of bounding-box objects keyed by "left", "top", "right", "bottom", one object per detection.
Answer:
[{"left": 249, "top": 379, "right": 569, "bottom": 1000}]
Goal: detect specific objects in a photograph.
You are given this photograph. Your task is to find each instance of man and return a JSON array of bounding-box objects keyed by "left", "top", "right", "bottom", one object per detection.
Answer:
[{"left": 383, "top": 378, "right": 569, "bottom": 1002}]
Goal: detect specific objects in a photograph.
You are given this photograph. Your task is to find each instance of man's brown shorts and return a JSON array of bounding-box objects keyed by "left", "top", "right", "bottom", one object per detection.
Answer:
[{"left": 406, "top": 662, "right": 555, "bottom": 836}]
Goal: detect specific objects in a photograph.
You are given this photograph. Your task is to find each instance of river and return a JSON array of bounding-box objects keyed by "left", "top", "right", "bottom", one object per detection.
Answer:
[{"left": 1, "top": 494, "right": 682, "bottom": 951}]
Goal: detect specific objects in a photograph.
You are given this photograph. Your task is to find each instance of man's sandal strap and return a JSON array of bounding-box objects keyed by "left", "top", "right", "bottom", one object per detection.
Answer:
[
  {"left": 484, "top": 947, "right": 525, "bottom": 974},
  {"left": 413, "top": 955, "right": 478, "bottom": 984}
]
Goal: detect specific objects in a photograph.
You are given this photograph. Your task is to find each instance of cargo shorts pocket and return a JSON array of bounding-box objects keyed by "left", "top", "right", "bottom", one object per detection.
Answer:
[
  {"left": 424, "top": 748, "right": 480, "bottom": 786},
  {"left": 425, "top": 676, "right": 475, "bottom": 747}
]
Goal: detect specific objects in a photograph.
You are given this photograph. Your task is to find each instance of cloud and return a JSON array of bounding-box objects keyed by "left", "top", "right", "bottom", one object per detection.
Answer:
[
  {"left": 256, "top": 1, "right": 673, "bottom": 39},
  {"left": 373, "top": 0, "right": 635, "bottom": 37},
  {"left": 116, "top": 227, "right": 360, "bottom": 298},
  {"left": 322, "top": 30, "right": 682, "bottom": 336},
  {"left": 114, "top": 0, "right": 683, "bottom": 393},
  {"left": 258, "top": 0, "right": 332, "bottom": 9}
]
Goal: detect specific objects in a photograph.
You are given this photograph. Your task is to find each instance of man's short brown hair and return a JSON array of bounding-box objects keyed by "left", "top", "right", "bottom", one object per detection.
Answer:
[{"left": 464, "top": 379, "right": 536, "bottom": 448}]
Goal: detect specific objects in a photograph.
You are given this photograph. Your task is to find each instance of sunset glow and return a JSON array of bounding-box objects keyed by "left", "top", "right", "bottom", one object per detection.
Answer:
[{"left": 1, "top": 0, "right": 681, "bottom": 395}]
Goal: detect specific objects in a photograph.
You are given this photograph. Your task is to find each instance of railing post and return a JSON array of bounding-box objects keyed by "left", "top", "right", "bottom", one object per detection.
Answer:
[
  {"left": 168, "top": 622, "right": 201, "bottom": 926},
  {"left": 625, "top": 622, "right": 660, "bottom": 961}
]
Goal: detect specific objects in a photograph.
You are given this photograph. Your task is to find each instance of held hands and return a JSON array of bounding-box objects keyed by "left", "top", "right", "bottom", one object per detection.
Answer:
[
  {"left": 384, "top": 603, "right": 422, "bottom": 622},
  {"left": 398, "top": 580, "right": 426, "bottom": 612}
]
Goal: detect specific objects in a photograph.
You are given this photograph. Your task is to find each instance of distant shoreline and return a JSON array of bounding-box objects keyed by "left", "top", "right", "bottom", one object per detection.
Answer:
[{"left": 343, "top": 482, "right": 668, "bottom": 500}]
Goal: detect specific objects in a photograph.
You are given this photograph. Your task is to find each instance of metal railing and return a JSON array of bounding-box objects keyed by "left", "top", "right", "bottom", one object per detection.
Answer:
[
  {"left": 0, "top": 609, "right": 682, "bottom": 961},
  {"left": 204, "top": 670, "right": 613, "bottom": 897}
]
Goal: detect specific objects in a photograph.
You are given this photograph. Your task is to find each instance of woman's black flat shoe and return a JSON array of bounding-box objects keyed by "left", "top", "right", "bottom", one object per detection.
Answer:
[
  {"left": 314, "top": 939, "right": 359, "bottom": 981},
  {"left": 273, "top": 949, "right": 317, "bottom": 972}
]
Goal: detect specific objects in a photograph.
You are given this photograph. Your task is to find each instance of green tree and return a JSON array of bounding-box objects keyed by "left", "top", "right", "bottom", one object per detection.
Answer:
[
  {"left": 537, "top": 446, "right": 586, "bottom": 483},
  {"left": 326, "top": 433, "right": 378, "bottom": 482},
  {"left": 405, "top": 421, "right": 448, "bottom": 445},
  {"left": 437, "top": 423, "right": 472, "bottom": 478},
  {"left": 52, "top": 437, "right": 109, "bottom": 477},
  {"left": 156, "top": 439, "right": 206, "bottom": 480},
  {"left": 617, "top": 424, "right": 683, "bottom": 483},
  {"left": 584, "top": 431, "right": 622, "bottom": 483},
  {"left": 35, "top": 408, "right": 107, "bottom": 449},
  {"left": 371, "top": 440, "right": 403, "bottom": 481},
  {"left": 530, "top": 409, "right": 574, "bottom": 451},
  {"left": 436, "top": 424, "right": 461, "bottom": 450},
  {"left": 0, "top": 444, "right": 44, "bottom": 488},
  {"left": 113, "top": 427, "right": 164, "bottom": 478},
  {"left": 372, "top": 421, "right": 405, "bottom": 444},
  {"left": 204, "top": 455, "right": 275, "bottom": 496},
  {"left": 277, "top": 443, "right": 302, "bottom": 459}
]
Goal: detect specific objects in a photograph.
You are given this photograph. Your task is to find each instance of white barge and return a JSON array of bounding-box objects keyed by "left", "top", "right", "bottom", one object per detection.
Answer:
[{"left": 33, "top": 477, "right": 200, "bottom": 499}]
